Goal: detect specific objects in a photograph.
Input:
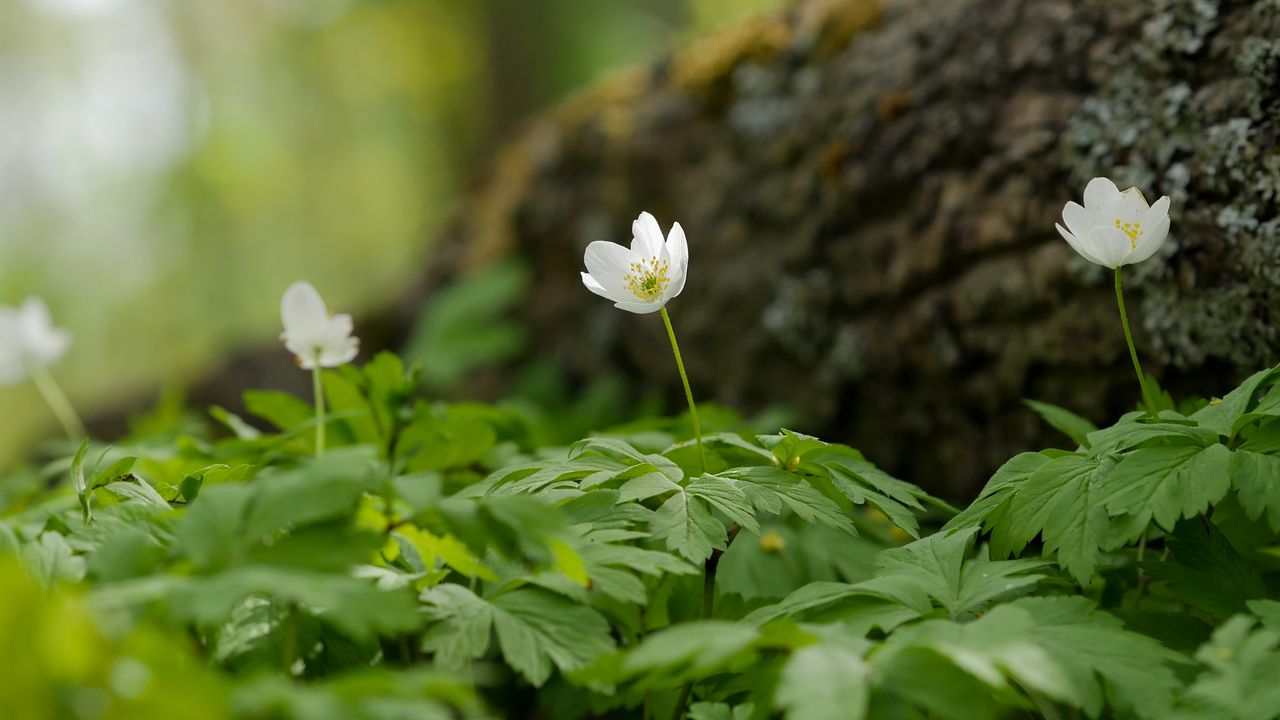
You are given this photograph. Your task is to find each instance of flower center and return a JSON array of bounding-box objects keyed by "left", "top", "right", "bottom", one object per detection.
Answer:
[
  {"left": 1114, "top": 219, "right": 1143, "bottom": 249},
  {"left": 625, "top": 256, "right": 670, "bottom": 301}
]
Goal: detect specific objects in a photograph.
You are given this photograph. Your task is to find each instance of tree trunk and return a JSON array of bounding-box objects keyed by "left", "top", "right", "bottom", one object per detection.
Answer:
[{"left": 97, "top": 0, "right": 1280, "bottom": 501}]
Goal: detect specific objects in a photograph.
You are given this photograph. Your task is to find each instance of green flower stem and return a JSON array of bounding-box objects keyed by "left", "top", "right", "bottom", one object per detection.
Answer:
[
  {"left": 28, "top": 364, "right": 85, "bottom": 441},
  {"left": 659, "top": 307, "right": 706, "bottom": 474},
  {"left": 671, "top": 524, "right": 740, "bottom": 720},
  {"left": 1114, "top": 267, "right": 1156, "bottom": 417},
  {"left": 312, "top": 365, "right": 326, "bottom": 457}
]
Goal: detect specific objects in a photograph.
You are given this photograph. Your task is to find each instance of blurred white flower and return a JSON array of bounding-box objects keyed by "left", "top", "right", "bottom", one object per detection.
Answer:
[
  {"left": 581, "top": 211, "right": 689, "bottom": 314},
  {"left": 1056, "top": 177, "right": 1171, "bottom": 269},
  {"left": 280, "top": 281, "right": 359, "bottom": 369},
  {"left": 0, "top": 297, "right": 71, "bottom": 386}
]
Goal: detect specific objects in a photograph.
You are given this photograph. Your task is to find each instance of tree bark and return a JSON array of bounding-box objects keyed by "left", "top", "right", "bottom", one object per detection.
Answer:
[{"left": 95, "top": 0, "right": 1280, "bottom": 500}]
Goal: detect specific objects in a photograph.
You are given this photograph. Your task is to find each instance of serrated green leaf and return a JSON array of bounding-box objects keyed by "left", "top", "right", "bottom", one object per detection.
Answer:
[
  {"left": 1004, "top": 453, "right": 1112, "bottom": 583},
  {"left": 1101, "top": 444, "right": 1232, "bottom": 530},
  {"left": 1176, "top": 616, "right": 1280, "bottom": 720},
  {"left": 650, "top": 488, "right": 727, "bottom": 563},
  {"left": 1229, "top": 449, "right": 1280, "bottom": 532},
  {"left": 720, "top": 466, "right": 852, "bottom": 534},
  {"left": 420, "top": 584, "right": 495, "bottom": 669},
  {"left": 490, "top": 588, "right": 615, "bottom": 686},
  {"left": 1145, "top": 520, "right": 1266, "bottom": 619},
  {"left": 867, "top": 528, "right": 1046, "bottom": 619},
  {"left": 1086, "top": 421, "right": 1217, "bottom": 456},
  {"left": 942, "top": 452, "right": 1051, "bottom": 538},
  {"left": 1190, "top": 367, "right": 1278, "bottom": 439},
  {"left": 687, "top": 474, "right": 759, "bottom": 533}
]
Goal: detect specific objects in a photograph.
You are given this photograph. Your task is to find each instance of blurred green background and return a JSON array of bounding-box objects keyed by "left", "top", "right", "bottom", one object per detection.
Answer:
[{"left": 0, "top": 0, "right": 785, "bottom": 467}]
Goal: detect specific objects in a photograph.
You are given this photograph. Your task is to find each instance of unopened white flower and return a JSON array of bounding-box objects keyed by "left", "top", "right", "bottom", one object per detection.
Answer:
[
  {"left": 0, "top": 298, "right": 71, "bottom": 386},
  {"left": 1056, "top": 177, "right": 1171, "bottom": 269},
  {"left": 581, "top": 211, "right": 689, "bottom": 314},
  {"left": 280, "top": 281, "right": 359, "bottom": 369}
]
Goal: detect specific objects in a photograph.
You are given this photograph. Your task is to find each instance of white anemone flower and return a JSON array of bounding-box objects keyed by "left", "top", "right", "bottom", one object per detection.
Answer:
[
  {"left": 1056, "top": 177, "right": 1171, "bottom": 269},
  {"left": 279, "top": 281, "right": 359, "bottom": 369},
  {"left": 581, "top": 211, "right": 689, "bottom": 314},
  {"left": 0, "top": 297, "right": 71, "bottom": 387}
]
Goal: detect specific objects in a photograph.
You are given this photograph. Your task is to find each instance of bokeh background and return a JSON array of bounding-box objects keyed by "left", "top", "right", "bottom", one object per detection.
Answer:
[{"left": 0, "top": 0, "right": 785, "bottom": 466}]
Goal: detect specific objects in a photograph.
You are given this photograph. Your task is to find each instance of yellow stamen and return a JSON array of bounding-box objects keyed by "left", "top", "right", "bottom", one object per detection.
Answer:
[
  {"left": 624, "top": 256, "right": 671, "bottom": 301},
  {"left": 1114, "top": 218, "right": 1144, "bottom": 249}
]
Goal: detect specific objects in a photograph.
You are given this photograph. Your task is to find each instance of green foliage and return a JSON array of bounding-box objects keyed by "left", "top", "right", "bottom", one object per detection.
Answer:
[{"left": 8, "top": 352, "right": 1280, "bottom": 718}]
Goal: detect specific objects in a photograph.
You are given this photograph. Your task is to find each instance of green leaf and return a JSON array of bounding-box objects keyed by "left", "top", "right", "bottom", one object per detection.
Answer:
[
  {"left": 1144, "top": 520, "right": 1267, "bottom": 619},
  {"left": 244, "top": 390, "right": 316, "bottom": 433},
  {"left": 687, "top": 474, "right": 759, "bottom": 533},
  {"left": 875, "top": 644, "right": 1007, "bottom": 720},
  {"left": 742, "top": 581, "right": 916, "bottom": 628},
  {"left": 866, "top": 528, "right": 1046, "bottom": 619},
  {"left": 419, "top": 584, "right": 495, "bottom": 669},
  {"left": 650, "top": 488, "right": 727, "bottom": 563},
  {"left": 1003, "top": 453, "right": 1112, "bottom": 584},
  {"left": 1229, "top": 449, "right": 1280, "bottom": 532},
  {"left": 618, "top": 621, "right": 761, "bottom": 687},
  {"left": 100, "top": 568, "right": 421, "bottom": 641},
  {"left": 89, "top": 456, "right": 138, "bottom": 489},
  {"left": 421, "top": 585, "right": 614, "bottom": 687},
  {"left": 578, "top": 535, "right": 697, "bottom": 605},
  {"left": 1177, "top": 616, "right": 1280, "bottom": 720},
  {"left": 70, "top": 438, "right": 91, "bottom": 522},
  {"left": 1024, "top": 399, "right": 1097, "bottom": 448},
  {"left": 1086, "top": 421, "right": 1217, "bottom": 455},
  {"left": 1249, "top": 600, "right": 1280, "bottom": 632},
  {"left": 1101, "top": 444, "right": 1232, "bottom": 530},
  {"left": 1008, "top": 597, "right": 1183, "bottom": 719},
  {"left": 19, "top": 532, "right": 86, "bottom": 586},
  {"left": 775, "top": 643, "right": 870, "bottom": 720},
  {"left": 721, "top": 466, "right": 852, "bottom": 534},
  {"left": 816, "top": 454, "right": 924, "bottom": 538},
  {"left": 942, "top": 452, "right": 1051, "bottom": 541},
  {"left": 1190, "top": 367, "right": 1279, "bottom": 439}
]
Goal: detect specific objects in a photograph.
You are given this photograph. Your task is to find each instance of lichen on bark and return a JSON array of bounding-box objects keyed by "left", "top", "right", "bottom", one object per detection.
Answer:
[{"left": 1063, "top": 0, "right": 1280, "bottom": 370}]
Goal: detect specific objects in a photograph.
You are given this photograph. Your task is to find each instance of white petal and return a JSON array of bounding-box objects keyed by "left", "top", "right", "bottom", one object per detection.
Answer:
[
  {"left": 663, "top": 222, "right": 689, "bottom": 302},
  {"left": 32, "top": 327, "right": 70, "bottom": 367},
  {"left": 281, "top": 282, "right": 329, "bottom": 343},
  {"left": 1088, "top": 225, "right": 1132, "bottom": 268},
  {"left": 1142, "top": 195, "right": 1170, "bottom": 226},
  {"left": 1083, "top": 177, "right": 1121, "bottom": 211},
  {"left": 1056, "top": 223, "right": 1107, "bottom": 267},
  {"left": 11, "top": 298, "right": 69, "bottom": 369},
  {"left": 1061, "top": 201, "right": 1093, "bottom": 238},
  {"left": 319, "top": 337, "right": 360, "bottom": 368},
  {"left": 583, "top": 241, "right": 636, "bottom": 298},
  {"left": 582, "top": 272, "right": 624, "bottom": 303},
  {"left": 1123, "top": 215, "right": 1170, "bottom": 266},
  {"left": 630, "top": 211, "right": 665, "bottom": 258},
  {"left": 613, "top": 299, "right": 665, "bottom": 314}
]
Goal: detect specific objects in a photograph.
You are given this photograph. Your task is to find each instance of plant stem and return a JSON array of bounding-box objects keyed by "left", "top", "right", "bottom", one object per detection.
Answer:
[
  {"left": 312, "top": 366, "right": 326, "bottom": 457},
  {"left": 1114, "top": 267, "right": 1156, "bottom": 417},
  {"left": 659, "top": 307, "right": 706, "bottom": 473},
  {"left": 28, "top": 364, "right": 85, "bottom": 441},
  {"left": 670, "top": 524, "right": 740, "bottom": 720}
]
